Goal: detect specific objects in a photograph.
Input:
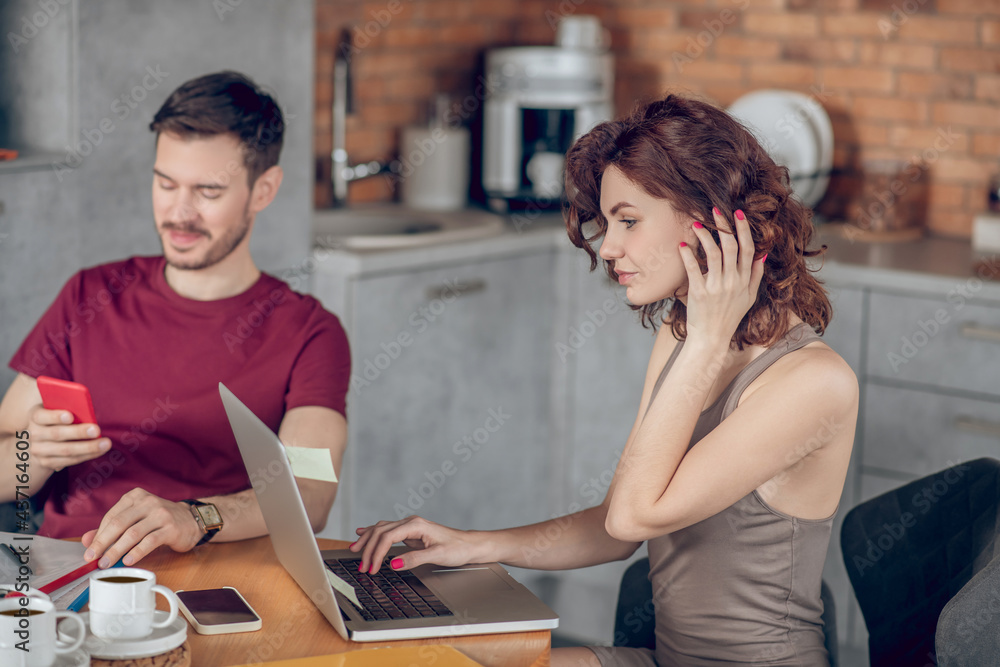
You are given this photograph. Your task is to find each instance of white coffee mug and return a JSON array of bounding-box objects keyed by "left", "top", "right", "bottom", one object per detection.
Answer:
[
  {"left": 0, "top": 596, "right": 86, "bottom": 667},
  {"left": 556, "top": 15, "right": 610, "bottom": 50},
  {"left": 88, "top": 567, "right": 179, "bottom": 640}
]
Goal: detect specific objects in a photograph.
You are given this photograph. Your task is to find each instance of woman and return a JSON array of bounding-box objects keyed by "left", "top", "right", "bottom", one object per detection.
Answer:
[{"left": 351, "top": 95, "right": 858, "bottom": 666}]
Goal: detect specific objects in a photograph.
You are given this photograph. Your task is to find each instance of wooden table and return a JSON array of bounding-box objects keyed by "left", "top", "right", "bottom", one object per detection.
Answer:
[{"left": 140, "top": 536, "right": 550, "bottom": 667}]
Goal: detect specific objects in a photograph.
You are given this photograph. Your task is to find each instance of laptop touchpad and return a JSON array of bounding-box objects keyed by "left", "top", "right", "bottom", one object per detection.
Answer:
[{"left": 431, "top": 567, "right": 513, "bottom": 593}]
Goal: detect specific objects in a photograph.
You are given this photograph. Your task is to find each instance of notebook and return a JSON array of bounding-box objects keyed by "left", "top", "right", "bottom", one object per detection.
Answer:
[{"left": 219, "top": 382, "right": 559, "bottom": 641}]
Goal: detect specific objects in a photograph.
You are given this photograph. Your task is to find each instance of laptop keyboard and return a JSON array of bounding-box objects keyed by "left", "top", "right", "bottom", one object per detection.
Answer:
[{"left": 325, "top": 558, "right": 454, "bottom": 622}]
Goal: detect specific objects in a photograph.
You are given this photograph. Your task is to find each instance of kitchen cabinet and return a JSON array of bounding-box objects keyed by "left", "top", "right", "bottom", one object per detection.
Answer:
[
  {"left": 311, "top": 235, "right": 560, "bottom": 544},
  {"left": 811, "top": 230, "right": 1000, "bottom": 659},
  {"left": 812, "top": 282, "right": 865, "bottom": 652},
  {"left": 539, "top": 246, "right": 655, "bottom": 641},
  {"left": 348, "top": 253, "right": 555, "bottom": 533}
]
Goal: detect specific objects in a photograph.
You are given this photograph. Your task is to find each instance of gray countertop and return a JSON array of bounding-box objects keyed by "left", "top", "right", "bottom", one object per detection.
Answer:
[
  {"left": 309, "top": 210, "right": 568, "bottom": 278},
  {"left": 310, "top": 210, "right": 1000, "bottom": 303},
  {"left": 809, "top": 226, "right": 1000, "bottom": 304}
]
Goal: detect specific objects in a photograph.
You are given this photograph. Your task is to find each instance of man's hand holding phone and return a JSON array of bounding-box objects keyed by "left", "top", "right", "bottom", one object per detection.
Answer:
[{"left": 32, "top": 376, "right": 111, "bottom": 472}]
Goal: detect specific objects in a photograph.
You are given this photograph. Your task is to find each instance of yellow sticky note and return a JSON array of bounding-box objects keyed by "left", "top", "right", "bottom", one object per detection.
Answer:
[
  {"left": 326, "top": 568, "right": 361, "bottom": 609},
  {"left": 284, "top": 446, "right": 338, "bottom": 483}
]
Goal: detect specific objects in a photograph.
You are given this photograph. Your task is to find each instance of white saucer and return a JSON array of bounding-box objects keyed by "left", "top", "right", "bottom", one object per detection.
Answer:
[
  {"left": 76, "top": 610, "right": 187, "bottom": 660},
  {"left": 54, "top": 648, "right": 90, "bottom": 667}
]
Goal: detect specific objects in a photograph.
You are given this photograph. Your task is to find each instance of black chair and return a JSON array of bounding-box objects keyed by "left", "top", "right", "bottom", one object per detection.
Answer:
[
  {"left": 612, "top": 557, "right": 839, "bottom": 666},
  {"left": 935, "top": 548, "right": 1000, "bottom": 666},
  {"left": 840, "top": 457, "right": 1000, "bottom": 667}
]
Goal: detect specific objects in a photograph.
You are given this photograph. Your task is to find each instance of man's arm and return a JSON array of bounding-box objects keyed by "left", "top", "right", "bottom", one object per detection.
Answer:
[
  {"left": 81, "top": 405, "right": 347, "bottom": 567},
  {"left": 0, "top": 373, "right": 111, "bottom": 501}
]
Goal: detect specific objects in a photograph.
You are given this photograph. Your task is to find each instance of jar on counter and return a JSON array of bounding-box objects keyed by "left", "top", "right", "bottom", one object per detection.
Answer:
[{"left": 849, "top": 159, "right": 928, "bottom": 236}]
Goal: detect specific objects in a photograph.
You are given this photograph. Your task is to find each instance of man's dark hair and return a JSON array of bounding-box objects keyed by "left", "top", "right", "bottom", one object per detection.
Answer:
[{"left": 150, "top": 70, "right": 284, "bottom": 186}]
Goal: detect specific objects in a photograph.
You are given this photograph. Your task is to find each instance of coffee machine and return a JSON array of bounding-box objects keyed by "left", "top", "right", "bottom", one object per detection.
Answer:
[{"left": 481, "top": 46, "right": 614, "bottom": 211}]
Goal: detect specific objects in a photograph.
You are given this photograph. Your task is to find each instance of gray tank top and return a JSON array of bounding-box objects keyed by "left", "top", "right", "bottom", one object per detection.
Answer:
[{"left": 643, "top": 322, "right": 833, "bottom": 666}]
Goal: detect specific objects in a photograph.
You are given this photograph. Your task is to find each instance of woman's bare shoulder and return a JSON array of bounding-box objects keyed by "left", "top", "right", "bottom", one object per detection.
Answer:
[{"left": 752, "top": 338, "right": 859, "bottom": 409}]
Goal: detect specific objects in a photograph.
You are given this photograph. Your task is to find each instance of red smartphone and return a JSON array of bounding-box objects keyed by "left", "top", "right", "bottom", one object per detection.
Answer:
[{"left": 36, "top": 376, "right": 97, "bottom": 424}]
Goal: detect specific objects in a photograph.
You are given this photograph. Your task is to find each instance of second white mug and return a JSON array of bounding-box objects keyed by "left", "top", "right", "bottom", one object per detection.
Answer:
[
  {"left": 0, "top": 596, "right": 86, "bottom": 667},
  {"left": 88, "top": 567, "right": 179, "bottom": 640}
]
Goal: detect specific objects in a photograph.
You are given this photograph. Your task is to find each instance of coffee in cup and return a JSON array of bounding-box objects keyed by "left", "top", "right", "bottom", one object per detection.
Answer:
[
  {"left": 88, "top": 567, "right": 179, "bottom": 640},
  {"left": 0, "top": 596, "right": 86, "bottom": 667}
]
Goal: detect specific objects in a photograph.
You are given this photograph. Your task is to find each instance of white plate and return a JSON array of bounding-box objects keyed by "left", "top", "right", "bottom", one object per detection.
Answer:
[
  {"left": 787, "top": 91, "right": 834, "bottom": 207},
  {"left": 54, "top": 648, "right": 90, "bottom": 667},
  {"left": 727, "top": 89, "right": 832, "bottom": 208},
  {"left": 76, "top": 610, "right": 186, "bottom": 660}
]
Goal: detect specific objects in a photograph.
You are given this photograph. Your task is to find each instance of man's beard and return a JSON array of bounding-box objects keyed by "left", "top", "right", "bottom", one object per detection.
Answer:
[{"left": 160, "top": 205, "right": 252, "bottom": 271}]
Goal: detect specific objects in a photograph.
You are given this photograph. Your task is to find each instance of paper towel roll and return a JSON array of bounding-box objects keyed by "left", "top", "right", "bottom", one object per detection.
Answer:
[{"left": 400, "top": 126, "right": 470, "bottom": 210}]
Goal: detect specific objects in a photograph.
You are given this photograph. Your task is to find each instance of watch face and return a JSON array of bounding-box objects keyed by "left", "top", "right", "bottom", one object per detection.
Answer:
[{"left": 196, "top": 504, "right": 223, "bottom": 529}]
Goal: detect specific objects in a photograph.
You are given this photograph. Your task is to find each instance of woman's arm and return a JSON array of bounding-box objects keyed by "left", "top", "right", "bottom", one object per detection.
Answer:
[
  {"left": 605, "top": 209, "right": 858, "bottom": 542},
  {"left": 606, "top": 338, "right": 857, "bottom": 542},
  {"left": 352, "top": 500, "right": 641, "bottom": 576}
]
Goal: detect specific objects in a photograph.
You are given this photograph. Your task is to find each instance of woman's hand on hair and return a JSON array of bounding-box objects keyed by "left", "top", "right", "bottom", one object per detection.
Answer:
[{"left": 680, "top": 207, "right": 765, "bottom": 347}]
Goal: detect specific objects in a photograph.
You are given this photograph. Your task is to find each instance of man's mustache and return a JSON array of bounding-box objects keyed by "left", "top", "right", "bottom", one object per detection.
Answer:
[{"left": 161, "top": 223, "right": 210, "bottom": 237}]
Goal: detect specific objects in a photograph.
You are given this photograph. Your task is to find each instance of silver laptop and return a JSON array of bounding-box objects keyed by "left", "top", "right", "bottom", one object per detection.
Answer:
[{"left": 218, "top": 383, "right": 558, "bottom": 642}]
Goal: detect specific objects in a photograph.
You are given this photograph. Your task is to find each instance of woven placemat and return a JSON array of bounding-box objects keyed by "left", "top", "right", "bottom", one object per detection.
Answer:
[{"left": 90, "top": 640, "right": 191, "bottom": 667}]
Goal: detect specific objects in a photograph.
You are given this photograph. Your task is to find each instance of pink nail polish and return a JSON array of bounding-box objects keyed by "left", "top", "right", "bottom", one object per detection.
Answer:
[
  {"left": 693, "top": 221, "right": 703, "bottom": 229},
  {"left": 390, "top": 558, "right": 404, "bottom": 570},
  {"left": 348, "top": 541, "right": 357, "bottom": 548},
  {"left": 735, "top": 209, "right": 746, "bottom": 221},
  {"left": 358, "top": 561, "right": 365, "bottom": 572},
  {"left": 762, "top": 253, "right": 768, "bottom": 262},
  {"left": 679, "top": 242, "right": 687, "bottom": 248},
  {"left": 712, "top": 207, "right": 720, "bottom": 216}
]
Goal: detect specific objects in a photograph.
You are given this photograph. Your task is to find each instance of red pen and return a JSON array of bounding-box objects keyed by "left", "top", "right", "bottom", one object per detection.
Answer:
[{"left": 39, "top": 560, "right": 100, "bottom": 595}]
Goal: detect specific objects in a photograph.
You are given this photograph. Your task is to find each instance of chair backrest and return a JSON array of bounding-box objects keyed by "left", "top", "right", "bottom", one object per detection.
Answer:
[
  {"left": 935, "top": 549, "right": 1000, "bottom": 666},
  {"left": 613, "top": 557, "right": 839, "bottom": 666},
  {"left": 840, "top": 457, "right": 1000, "bottom": 667},
  {"left": 613, "top": 557, "right": 656, "bottom": 650}
]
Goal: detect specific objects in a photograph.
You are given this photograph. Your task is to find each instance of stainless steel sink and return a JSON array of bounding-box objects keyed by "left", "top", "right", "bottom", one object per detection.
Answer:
[{"left": 312, "top": 205, "right": 506, "bottom": 250}]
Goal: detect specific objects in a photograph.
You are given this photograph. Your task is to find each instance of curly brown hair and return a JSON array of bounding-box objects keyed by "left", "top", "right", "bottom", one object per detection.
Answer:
[{"left": 564, "top": 93, "right": 832, "bottom": 350}]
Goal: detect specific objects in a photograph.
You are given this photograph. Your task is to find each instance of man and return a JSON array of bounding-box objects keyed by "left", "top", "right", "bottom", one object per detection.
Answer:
[{"left": 0, "top": 71, "right": 350, "bottom": 570}]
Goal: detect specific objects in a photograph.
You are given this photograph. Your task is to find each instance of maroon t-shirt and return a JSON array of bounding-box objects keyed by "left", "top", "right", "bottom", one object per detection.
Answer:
[{"left": 9, "top": 256, "right": 350, "bottom": 538}]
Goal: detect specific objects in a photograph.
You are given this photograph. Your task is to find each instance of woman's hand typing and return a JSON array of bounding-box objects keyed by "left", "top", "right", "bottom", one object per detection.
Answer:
[{"left": 350, "top": 515, "right": 487, "bottom": 575}]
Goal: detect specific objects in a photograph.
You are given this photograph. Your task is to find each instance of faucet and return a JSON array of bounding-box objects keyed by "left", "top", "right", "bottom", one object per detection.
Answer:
[{"left": 331, "top": 28, "right": 395, "bottom": 207}]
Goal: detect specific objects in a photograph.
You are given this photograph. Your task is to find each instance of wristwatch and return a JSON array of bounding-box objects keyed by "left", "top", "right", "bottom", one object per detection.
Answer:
[{"left": 182, "top": 499, "right": 223, "bottom": 546}]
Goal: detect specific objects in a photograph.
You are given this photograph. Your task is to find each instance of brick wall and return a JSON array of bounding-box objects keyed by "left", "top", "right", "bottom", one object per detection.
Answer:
[
  {"left": 315, "top": 0, "right": 522, "bottom": 207},
  {"left": 315, "top": 0, "right": 1000, "bottom": 238}
]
